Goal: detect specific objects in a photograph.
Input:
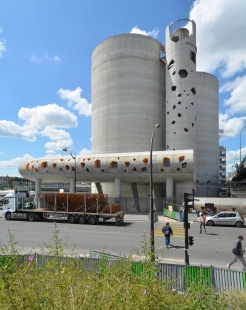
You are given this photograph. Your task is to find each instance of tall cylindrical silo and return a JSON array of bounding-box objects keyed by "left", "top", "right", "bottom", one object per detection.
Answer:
[
  {"left": 91, "top": 33, "right": 166, "bottom": 197},
  {"left": 165, "top": 20, "right": 197, "bottom": 151},
  {"left": 91, "top": 34, "right": 166, "bottom": 154},
  {"left": 196, "top": 72, "right": 219, "bottom": 196}
]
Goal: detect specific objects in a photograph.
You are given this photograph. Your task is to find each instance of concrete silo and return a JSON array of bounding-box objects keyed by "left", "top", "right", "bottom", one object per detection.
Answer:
[
  {"left": 196, "top": 72, "right": 219, "bottom": 196},
  {"left": 91, "top": 34, "right": 166, "bottom": 197},
  {"left": 91, "top": 34, "right": 166, "bottom": 154}
]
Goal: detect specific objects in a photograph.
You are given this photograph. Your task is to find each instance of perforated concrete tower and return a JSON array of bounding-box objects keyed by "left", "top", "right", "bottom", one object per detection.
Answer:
[{"left": 165, "top": 20, "right": 197, "bottom": 152}]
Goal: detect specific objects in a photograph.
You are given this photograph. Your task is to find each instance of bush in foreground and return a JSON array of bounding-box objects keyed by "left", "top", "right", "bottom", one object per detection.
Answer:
[{"left": 0, "top": 224, "right": 245, "bottom": 309}]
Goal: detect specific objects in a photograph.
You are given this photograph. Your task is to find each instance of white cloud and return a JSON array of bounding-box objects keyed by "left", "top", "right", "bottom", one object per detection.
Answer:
[
  {"left": 29, "top": 52, "right": 41, "bottom": 63},
  {"left": 130, "top": 26, "right": 159, "bottom": 39},
  {"left": 0, "top": 120, "right": 37, "bottom": 141},
  {"left": 219, "top": 113, "right": 245, "bottom": 139},
  {"left": 45, "top": 139, "right": 73, "bottom": 151},
  {"left": 40, "top": 126, "right": 71, "bottom": 141},
  {"left": 18, "top": 103, "right": 78, "bottom": 128},
  {"left": 79, "top": 148, "right": 91, "bottom": 155},
  {"left": 0, "top": 154, "right": 34, "bottom": 169},
  {"left": 58, "top": 87, "right": 91, "bottom": 117},
  {"left": 189, "top": 0, "right": 246, "bottom": 77},
  {"left": 0, "top": 40, "right": 6, "bottom": 57},
  {"left": 220, "top": 75, "right": 246, "bottom": 114},
  {"left": 54, "top": 55, "right": 60, "bottom": 61}
]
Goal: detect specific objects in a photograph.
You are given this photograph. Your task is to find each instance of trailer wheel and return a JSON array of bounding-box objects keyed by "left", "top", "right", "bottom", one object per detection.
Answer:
[
  {"left": 87, "top": 215, "right": 98, "bottom": 225},
  {"left": 77, "top": 215, "right": 87, "bottom": 224},
  {"left": 5, "top": 212, "right": 12, "bottom": 220},
  {"left": 67, "top": 214, "right": 76, "bottom": 224},
  {"left": 28, "top": 213, "right": 35, "bottom": 222}
]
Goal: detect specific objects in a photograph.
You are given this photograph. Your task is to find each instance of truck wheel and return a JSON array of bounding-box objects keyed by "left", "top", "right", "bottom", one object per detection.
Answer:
[
  {"left": 77, "top": 215, "right": 87, "bottom": 224},
  {"left": 5, "top": 212, "right": 12, "bottom": 220},
  {"left": 87, "top": 215, "right": 98, "bottom": 225},
  {"left": 67, "top": 214, "right": 76, "bottom": 224},
  {"left": 28, "top": 213, "right": 35, "bottom": 222}
]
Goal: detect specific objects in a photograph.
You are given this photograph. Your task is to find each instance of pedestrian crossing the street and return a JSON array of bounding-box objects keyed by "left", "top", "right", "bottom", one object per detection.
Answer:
[{"left": 154, "top": 222, "right": 185, "bottom": 238}]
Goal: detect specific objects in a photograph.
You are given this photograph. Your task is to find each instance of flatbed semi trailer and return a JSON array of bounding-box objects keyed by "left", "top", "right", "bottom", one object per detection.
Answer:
[{"left": 2, "top": 189, "right": 124, "bottom": 225}]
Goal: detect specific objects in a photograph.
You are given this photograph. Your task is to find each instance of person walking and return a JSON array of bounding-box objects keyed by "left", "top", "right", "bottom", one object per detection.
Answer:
[
  {"left": 162, "top": 222, "right": 173, "bottom": 248},
  {"left": 227, "top": 235, "right": 246, "bottom": 270},
  {"left": 199, "top": 213, "right": 206, "bottom": 234}
]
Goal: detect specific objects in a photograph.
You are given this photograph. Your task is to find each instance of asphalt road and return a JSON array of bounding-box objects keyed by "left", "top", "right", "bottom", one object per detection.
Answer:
[{"left": 1, "top": 216, "right": 246, "bottom": 270}]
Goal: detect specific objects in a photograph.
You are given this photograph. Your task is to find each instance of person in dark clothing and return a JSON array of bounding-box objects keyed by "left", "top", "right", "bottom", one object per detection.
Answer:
[
  {"left": 162, "top": 222, "right": 173, "bottom": 248},
  {"left": 227, "top": 235, "right": 246, "bottom": 270}
]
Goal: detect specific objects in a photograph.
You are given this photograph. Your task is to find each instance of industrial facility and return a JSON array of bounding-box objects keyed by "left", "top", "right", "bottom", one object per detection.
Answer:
[{"left": 18, "top": 19, "right": 219, "bottom": 202}]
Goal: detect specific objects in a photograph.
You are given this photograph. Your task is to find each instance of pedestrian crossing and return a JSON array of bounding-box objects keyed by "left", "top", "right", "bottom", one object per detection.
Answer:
[{"left": 154, "top": 222, "right": 185, "bottom": 238}]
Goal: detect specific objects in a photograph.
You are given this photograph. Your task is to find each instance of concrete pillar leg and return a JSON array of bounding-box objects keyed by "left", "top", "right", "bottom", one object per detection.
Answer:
[
  {"left": 166, "top": 178, "right": 173, "bottom": 201},
  {"left": 69, "top": 178, "right": 75, "bottom": 193},
  {"left": 34, "top": 178, "right": 41, "bottom": 206},
  {"left": 130, "top": 183, "right": 141, "bottom": 213},
  {"left": 95, "top": 182, "right": 103, "bottom": 194},
  {"left": 114, "top": 178, "right": 121, "bottom": 203}
]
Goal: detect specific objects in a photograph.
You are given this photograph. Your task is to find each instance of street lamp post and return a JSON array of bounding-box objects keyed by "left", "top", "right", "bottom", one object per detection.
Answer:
[
  {"left": 150, "top": 123, "right": 161, "bottom": 262},
  {"left": 63, "top": 148, "right": 76, "bottom": 193},
  {"left": 240, "top": 126, "right": 245, "bottom": 164}
]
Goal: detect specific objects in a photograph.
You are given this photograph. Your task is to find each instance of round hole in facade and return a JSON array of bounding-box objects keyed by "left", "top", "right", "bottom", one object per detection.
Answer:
[
  {"left": 191, "top": 102, "right": 194, "bottom": 105},
  {"left": 172, "top": 120, "right": 175, "bottom": 124},
  {"left": 141, "top": 167, "right": 147, "bottom": 172},
  {"left": 172, "top": 71, "right": 176, "bottom": 75},
  {"left": 184, "top": 128, "right": 188, "bottom": 132},
  {"left": 178, "top": 94, "right": 182, "bottom": 97},
  {"left": 178, "top": 113, "right": 181, "bottom": 117},
  {"left": 178, "top": 101, "right": 181, "bottom": 105},
  {"left": 86, "top": 168, "right": 90, "bottom": 172},
  {"left": 192, "top": 123, "right": 194, "bottom": 127},
  {"left": 132, "top": 167, "right": 137, "bottom": 172},
  {"left": 172, "top": 86, "right": 176, "bottom": 91},
  {"left": 173, "top": 105, "right": 176, "bottom": 109},
  {"left": 167, "top": 111, "right": 169, "bottom": 114}
]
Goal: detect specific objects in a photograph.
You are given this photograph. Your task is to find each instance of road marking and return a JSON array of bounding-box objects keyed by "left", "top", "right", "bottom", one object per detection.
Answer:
[{"left": 155, "top": 222, "right": 184, "bottom": 238}]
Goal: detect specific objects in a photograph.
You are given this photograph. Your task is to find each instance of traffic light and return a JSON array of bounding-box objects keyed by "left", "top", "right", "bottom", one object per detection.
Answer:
[
  {"left": 184, "top": 192, "right": 194, "bottom": 210},
  {"left": 188, "top": 236, "right": 194, "bottom": 246}
]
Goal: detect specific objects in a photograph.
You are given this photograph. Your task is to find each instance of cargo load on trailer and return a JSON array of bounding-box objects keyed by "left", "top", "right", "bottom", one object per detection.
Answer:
[{"left": 2, "top": 188, "right": 124, "bottom": 225}]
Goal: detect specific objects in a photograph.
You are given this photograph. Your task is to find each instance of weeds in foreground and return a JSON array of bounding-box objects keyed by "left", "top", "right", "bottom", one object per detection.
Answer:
[{"left": 0, "top": 224, "right": 245, "bottom": 309}]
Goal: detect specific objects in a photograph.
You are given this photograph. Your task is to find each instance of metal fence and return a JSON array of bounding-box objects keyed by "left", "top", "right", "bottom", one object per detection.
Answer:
[{"left": 1, "top": 254, "right": 246, "bottom": 292}]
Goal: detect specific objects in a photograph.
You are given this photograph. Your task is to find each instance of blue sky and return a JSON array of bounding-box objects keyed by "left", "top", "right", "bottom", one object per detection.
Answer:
[{"left": 1, "top": 0, "right": 246, "bottom": 178}]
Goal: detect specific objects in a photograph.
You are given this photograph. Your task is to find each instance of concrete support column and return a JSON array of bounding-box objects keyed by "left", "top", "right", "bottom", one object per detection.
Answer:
[
  {"left": 69, "top": 178, "right": 75, "bottom": 193},
  {"left": 95, "top": 182, "right": 103, "bottom": 194},
  {"left": 34, "top": 177, "right": 41, "bottom": 205},
  {"left": 131, "top": 183, "right": 141, "bottom": 213},
  {"left": 166, "top": 178, "right": 173, "bottom": 200},
  {"left": 114, "top": 178, "right": 121, "bottom": 203}
]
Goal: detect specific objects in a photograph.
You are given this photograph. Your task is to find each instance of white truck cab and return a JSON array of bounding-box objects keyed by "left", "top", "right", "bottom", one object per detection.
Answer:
[{"left": 2, "top": 187, "right": 35, "bottom": 220}]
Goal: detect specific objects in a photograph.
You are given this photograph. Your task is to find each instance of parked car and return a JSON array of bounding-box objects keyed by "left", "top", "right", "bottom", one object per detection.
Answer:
[{"left": 205, "top": 211, "right": 245, "bottom": 228}]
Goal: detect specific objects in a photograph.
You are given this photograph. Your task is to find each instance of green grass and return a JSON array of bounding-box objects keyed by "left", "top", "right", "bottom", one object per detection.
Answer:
[{"left": 0, "top": 224, "right": 246, "bottom": 309}]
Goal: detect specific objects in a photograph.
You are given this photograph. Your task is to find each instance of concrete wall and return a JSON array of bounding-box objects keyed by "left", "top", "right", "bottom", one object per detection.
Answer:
[{"left": 91, "top": 34, "right": 166, "bottom": 154}]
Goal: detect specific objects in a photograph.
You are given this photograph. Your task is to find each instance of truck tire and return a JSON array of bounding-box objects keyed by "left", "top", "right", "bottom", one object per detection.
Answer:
[
  {"left": 87, "top": 215, "right": 98, "bottom": 225},
  {"left": 5, "top": 212, "right": 12, "bottom": 220},
  {"left": 67, "top": 214, "right": 76, "bottom": 224},
  {"left": 77, "top": 215, "right": 87, "bottom": 224},
  {"left": 28, "top": 213, "right": 35, "bottom": 222}
]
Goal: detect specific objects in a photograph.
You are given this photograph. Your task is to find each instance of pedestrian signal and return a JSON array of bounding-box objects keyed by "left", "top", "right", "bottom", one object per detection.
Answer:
[{"left": 188, "top": 236, "right": 194, "bottom": 246}]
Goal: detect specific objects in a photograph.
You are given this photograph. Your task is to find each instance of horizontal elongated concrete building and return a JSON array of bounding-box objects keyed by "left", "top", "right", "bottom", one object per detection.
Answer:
[{"left": 19, "top": 19, "right": 219, "bottom": 200}]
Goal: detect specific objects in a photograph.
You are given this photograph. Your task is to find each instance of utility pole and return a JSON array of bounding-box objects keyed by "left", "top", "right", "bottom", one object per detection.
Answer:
[{"left": 184, "top": 191, "right": 195, "bottom": 265}]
